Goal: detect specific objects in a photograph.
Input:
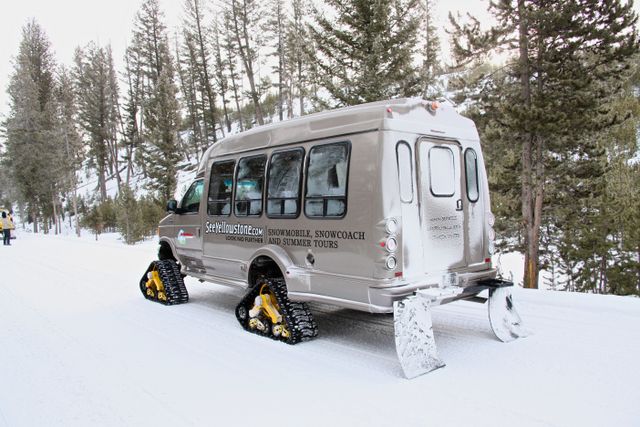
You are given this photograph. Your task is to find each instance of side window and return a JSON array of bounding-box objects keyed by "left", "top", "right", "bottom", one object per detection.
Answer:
[
  {"left": 465, "top": 148, "right": 479, "bottom": 202},
  {"left": 396, "top": 142, "right": 413, "bottom": 203},
  {"left": 180, "top": 179, "right": 204, "bottom": 213},
  {"left": 267, "top": 148, "right": 304, "bottom": 218},
  {"left": 234, "top": 155, "right": 266, "bottom": 217},
  {"left": 429, "top": 146, "right": 455, "bottom": 197},
  {"left": 305, "top": 142, "right": 350, "bottom": 218},
  {"left": 208, "top": 160, "right": 235, "bottom": 216}
]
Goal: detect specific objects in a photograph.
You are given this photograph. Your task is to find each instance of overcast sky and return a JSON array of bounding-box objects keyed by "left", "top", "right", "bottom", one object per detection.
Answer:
[{"left": 1, "top": 0, "right": 634, "bottom": 120}]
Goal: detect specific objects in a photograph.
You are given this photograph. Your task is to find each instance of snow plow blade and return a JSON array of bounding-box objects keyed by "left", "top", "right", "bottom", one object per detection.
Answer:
[
  {"left": 394, "top": 296, "right": 445, "bottom": 379},
  {"left": 394, "top": 279, "right": 528, "bottom": 379}
]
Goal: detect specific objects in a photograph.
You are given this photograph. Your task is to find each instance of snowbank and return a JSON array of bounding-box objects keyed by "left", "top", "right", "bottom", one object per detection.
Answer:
[{"left": 1, "top": 231, "right": 638, "bottom": 426}]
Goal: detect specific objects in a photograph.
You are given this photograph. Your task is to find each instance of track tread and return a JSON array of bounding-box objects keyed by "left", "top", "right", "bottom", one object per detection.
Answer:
[
  {"left": 139, "top": 260, "right": 189, "bottom": 305},
  {"left": 235, "top": 278, "right": 318, "bottom": 345}
]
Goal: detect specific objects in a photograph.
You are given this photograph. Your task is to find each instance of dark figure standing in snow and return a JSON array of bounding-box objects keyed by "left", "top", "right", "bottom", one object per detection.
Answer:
[{"left": 1, "top": 212, "right": 11, "bottom": 245}]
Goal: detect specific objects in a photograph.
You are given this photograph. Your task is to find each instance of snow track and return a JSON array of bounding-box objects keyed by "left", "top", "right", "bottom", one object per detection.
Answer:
[{"left": 1, "top": 232, "right": 639, "bottom": 426}]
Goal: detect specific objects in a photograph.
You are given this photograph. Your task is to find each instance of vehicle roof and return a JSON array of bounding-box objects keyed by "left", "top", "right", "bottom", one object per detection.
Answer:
[{"left": 197, "top": 97, "right": 478, "bottom": 175}]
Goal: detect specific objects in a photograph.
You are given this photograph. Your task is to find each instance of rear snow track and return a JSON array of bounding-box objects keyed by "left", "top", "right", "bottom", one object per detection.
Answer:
[{"left": 1, "top": 232, "right": 639, "bottom": 426}]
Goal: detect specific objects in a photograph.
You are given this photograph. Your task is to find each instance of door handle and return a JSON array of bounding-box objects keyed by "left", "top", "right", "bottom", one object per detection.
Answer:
[{"left": 456, "top": 199, "right": 463, "bottom": 211}]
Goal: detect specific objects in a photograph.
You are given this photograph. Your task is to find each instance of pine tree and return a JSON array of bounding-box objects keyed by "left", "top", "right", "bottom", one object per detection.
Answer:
[
  {"left": 145, "top": 56, "right": 181, "bottom": 201},
  {"left": 212, "top": 14, "right": 232, "bottom": 133},
  {"left": 221, "top": 10, "right": 245, "bottom": 131},
  {"left": 286, "top": 0, "right": 311, "bottom": 116},
  {"left": 450, "top": 0, "right": 639, "bottom": 289},
  {"left": 3, "top": 20, "right": 61, "bottom": 232},
  {"left": 128, "top": 0, "right": 182, "bottom": 200},
  {"left": 116, "top": 186, "right": 143, "bottom": 244},
  {"left": 73, "top": 43, "right": 121, "bottom": 202},
  {"left": 176, "top": 32, "right": 206, "bottom": 161},
  {"left": 122, "top": 44, "right": 144, "bottom": 184},
  {"left": 55, "top": 66, "right": 84, "bottom": 237},
  {"left": 181, "top": 0, "right": 220, "bottom": 143},
  {"left": 419, "top": 0, "right": 442, "bottom": 97},
  {"left": 224, "top": 0, "right": 266, "bottom": 125},
  {"left": 310, "top": 0, "right": 421, "bottom": 106}
]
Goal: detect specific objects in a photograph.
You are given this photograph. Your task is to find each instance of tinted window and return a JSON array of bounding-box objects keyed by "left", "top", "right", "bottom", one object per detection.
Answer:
[
  {"left": 267, "top": 149, "right": 304, "bottom": 218},
  {"left": 180, "top": 179, "right": 204, "bottom": 213},
  {"left": 208, "top": 160, "right": 235, "bottom": 216},
  {"left": 305, "top": 142, "right": 350, "bottom": 218},
  {"left": 235, "top": 155, "right": 266, "bottom": 217},
  {"left": 429, "top": 147, "right": 455, "bottom": 197},
  {"left": 396, "top": 142, "right": 413, "bottom": 203},
  {"left": 465, "top": 148, "right": 479, "bottom": 202}
]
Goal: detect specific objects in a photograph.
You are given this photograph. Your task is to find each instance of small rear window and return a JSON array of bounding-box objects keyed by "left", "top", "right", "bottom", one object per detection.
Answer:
[
  {"left": 429, "top": 146, "right": 455, "bottom": 197},
  {"left": 465, "top": 148, "right": 479, "bottom": 202},
  {"left": 396, "top": 142, "right": 413, "bottom": 203}
]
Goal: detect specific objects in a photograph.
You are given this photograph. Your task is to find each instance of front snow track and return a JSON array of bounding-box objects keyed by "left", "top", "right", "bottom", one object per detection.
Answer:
[
  {"left": 235, "top": 278, "right": 318, "bottom": 345},
  {"left": 139, "top": 260, "right": 189, "bottom": 305}
]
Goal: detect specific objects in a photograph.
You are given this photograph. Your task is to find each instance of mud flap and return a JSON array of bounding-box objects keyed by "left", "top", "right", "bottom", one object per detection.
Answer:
[
  {"left": 488, "top": 287, "right": 530, "bottom": 342},
  {"left": 394, "top": 296, "right": 445, "bottom": 379}
]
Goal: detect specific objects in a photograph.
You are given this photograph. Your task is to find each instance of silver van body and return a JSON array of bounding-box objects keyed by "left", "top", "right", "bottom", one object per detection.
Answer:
[{"left": 158, "top": 98, "right": 498, "bottom": 314}]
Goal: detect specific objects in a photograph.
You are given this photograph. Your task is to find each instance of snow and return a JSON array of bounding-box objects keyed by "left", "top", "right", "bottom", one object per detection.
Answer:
[{"left": 2, "top": 231, "right": 640, "bottom": 426}]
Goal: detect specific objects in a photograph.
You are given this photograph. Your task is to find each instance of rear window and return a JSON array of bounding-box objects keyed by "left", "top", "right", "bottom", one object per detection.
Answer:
[
  {"left": 235, "top": 155, "right": 266, "bottom": 217},
  {"left": 429, "top": 147, "right": 455, "bottom": 197},
  {"left": 305, "top": 142, "right": 350, "bottom": 218},
  {"left": 465, "top": 148, "right": 479, "bottom": 202},
  {"left": 208, "top": 160, "right": 235, "bottom": 216},
  {"left": 267, "top": 149, "right": 304, "bottom": 218}
]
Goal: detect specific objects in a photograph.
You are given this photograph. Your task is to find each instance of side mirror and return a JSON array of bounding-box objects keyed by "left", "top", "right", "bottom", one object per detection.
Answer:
[{"left": 166, "top": 199, "right": 178, "bottom": 212}]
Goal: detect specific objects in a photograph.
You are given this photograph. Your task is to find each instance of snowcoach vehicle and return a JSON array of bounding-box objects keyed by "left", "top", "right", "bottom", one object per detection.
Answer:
[{"left": 139, "top": 97, "right": 528, "bottom": 378}]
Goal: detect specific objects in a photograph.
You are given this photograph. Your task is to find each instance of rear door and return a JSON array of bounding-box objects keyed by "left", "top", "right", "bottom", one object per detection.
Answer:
[{"left": 417, "top": 138, "right": 466, "bottom": 273}]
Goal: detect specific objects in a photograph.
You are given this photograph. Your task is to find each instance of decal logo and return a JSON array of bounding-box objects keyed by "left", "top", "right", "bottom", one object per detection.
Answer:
[
  {"left": 177, "top": 229, "right": 195, "bottom": 245},
  {"left": 205, "top": 221, "right": 264, "bottom": 237}
]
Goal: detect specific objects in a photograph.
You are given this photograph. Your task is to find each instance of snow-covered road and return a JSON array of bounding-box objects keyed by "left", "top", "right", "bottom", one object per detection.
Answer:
[{"left": 1, "top": 232, "right": 639, "bottom": 426}]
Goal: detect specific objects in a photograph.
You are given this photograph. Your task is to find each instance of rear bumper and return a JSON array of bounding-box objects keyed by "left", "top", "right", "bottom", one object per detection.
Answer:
[{"left": 367, "top": 269, "right": 503, "bottom": 313}]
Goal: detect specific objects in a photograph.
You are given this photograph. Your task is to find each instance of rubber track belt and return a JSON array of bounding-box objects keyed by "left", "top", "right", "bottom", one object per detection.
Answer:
[
  {"left": 139, "top": 260, "right": 189, "bottom": 305},
  {"left": 235, "top": 278, "right": 318, "bottom": 344}
]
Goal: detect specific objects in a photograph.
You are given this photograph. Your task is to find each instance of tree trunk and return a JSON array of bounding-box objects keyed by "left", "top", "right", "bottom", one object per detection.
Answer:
[
  {"left": 99, "top": 164, "right": 108, "bottom": 202},
  {"left": 298, "top": 56, "right": 304, "bottom": 116},
  {"left": 232, "top": 0, "right": 264, "bottom": 125},
  {"left": 52, "top": 192, "right": 58, "bottom": 235},
  {"left": 637, "top": 246, "right": 639, "bottom": 294},
  {"left": 517, "top": 0, "right": 538, "bottom": 289},
  {"left": 276, "top": 2, "right": 284, "bottom": 121},
  {"left": 228, "top": 60, "right": 244, "bottom": 132},
  {"left": 72, "top": 187, "right": 80, "bottom": 237}
]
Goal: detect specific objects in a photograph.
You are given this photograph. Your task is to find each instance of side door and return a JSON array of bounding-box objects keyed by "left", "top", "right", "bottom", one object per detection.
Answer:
[
  {"left": 174, "top": 179, "right": 204, "bottom": 264},
  {"left": 417, "top": 138, "right": 467, "bottom": 273}
]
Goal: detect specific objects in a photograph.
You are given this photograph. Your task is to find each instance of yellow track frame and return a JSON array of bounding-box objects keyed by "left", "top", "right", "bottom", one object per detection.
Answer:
[{"left": 146, "top": 269, "right": 167, "bottom": 302}]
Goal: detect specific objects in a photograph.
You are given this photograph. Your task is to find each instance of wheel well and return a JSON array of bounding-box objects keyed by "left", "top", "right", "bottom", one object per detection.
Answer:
[
  {"left": 248, "top": 256, "right": 283, "bottom": 287},
  {"left": 158, "top": 241, "right": 176, "bottom": 261}
]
